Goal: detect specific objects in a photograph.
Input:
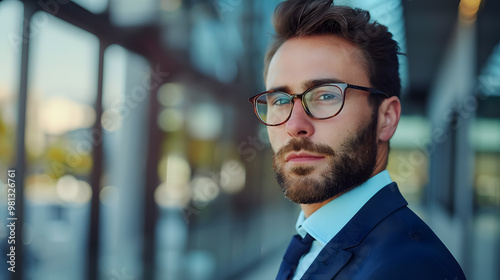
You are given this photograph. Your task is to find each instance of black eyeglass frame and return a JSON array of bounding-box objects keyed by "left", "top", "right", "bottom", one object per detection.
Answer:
[{"left": 248, "top": 83, "right": 389, "bottom": 126}]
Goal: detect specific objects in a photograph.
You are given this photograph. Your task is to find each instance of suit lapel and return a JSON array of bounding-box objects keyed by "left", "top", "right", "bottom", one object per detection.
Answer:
[
  {"left": 301, "top": 245, "right": 352, "bottom": 279},
  {"left": 301, "top": 183, "right": 408, "bottom": 279}
]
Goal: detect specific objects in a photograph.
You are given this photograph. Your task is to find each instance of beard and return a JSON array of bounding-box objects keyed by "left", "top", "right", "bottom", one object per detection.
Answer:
[{"left": 272, "top": 115, "right": 379, "bottom": 204}]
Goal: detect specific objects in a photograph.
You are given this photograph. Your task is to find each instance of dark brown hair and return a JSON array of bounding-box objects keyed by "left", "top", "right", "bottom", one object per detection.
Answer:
[{"left": 264, "top": 0, "right": 401, "bottom": 100}]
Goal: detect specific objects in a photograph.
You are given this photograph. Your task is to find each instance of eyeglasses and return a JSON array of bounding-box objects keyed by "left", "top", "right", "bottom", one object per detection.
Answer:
[{"left": 248, "top": 83, "right": 388, "bottom": 126}]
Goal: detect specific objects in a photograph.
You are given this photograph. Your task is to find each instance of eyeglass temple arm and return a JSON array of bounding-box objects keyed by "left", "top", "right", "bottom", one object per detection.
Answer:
[{"left": 347, "top": 84, "right": 390, "bottom": 98}]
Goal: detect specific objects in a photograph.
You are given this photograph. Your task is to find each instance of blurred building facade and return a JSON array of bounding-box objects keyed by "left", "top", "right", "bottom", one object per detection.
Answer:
[{"left": 0, "top": 0, "right": 499, "bottom": 279}]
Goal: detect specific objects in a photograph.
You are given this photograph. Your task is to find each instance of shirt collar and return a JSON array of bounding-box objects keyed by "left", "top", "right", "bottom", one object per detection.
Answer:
[{"left": 295, "top": 170, "right": 393, "bottom": 244}]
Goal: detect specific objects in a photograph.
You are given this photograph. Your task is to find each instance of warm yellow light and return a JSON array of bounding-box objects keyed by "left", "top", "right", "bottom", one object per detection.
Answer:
[
  {"left": 459, "top": 0, "right": 481, "bottom": 22},
  {"left": 157, "top": 83, "right": 185, "bottom": 107},
  {"left": 155, "top": 154, "right": 192, "bottom": 208},
  {"left": 191, "top": 176, "right": 220, "bottom": 205},
  {"left": 0, "top": 85, "right": 9, "bottom": 101},
  {"left": 154, "top": 182, "right": 192, "bottom": 208},
  {"left": 158, "top": 108, "right": 184, "bottom": 132},
  {"left": 219, "top": 160, "right": 246, "bottom": 194},
  {"left": 40, "top": 97, "right": 96, "bottom": 135},
  {"left": 55, "top": 175, "right": 92, "bottom": 204},
  {"left": 25, "top": 174, "right": 57, "bottom": 204}
]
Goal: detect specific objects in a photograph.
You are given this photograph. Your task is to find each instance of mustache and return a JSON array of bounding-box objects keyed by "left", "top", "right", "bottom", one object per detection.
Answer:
[{"left": 274, "top": 138, "right": 335, "bottom": 159}]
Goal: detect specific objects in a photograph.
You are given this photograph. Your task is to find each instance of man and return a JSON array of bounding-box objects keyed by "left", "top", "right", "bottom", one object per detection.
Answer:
[{"left": 248, "top": 0, "right": 467, "bottom": 279}]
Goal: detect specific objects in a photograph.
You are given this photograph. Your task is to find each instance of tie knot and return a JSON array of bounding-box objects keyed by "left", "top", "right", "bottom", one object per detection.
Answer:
[{"left": 301, "top": 233, "right": 314, "bottom": 245}]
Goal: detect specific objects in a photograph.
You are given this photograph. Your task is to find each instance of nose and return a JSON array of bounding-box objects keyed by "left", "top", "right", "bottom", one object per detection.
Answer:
[{"left": 285, "top": 99, "right": 315, "bottom": 137}]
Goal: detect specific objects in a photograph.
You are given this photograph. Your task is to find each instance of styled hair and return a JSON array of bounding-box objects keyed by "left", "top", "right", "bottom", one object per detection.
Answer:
[{"left": 264, "top": 0, "right": 401, "bottom": 100}]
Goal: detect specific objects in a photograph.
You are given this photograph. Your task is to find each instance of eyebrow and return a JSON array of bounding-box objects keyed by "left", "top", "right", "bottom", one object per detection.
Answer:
[
  {"left": 302, "top": 78, "right": 345, "bottom": 90},
  {"left": 267, "top": 77, "right": 346, "bottom": 94}
]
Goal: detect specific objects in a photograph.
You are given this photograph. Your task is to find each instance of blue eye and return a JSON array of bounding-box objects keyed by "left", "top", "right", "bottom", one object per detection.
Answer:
[
  {"left": 305, "top": 88, "right": 343, "bottom": 107},
  {"left": 318, "top": 93, "right": 338, "bottom": 100},
  {"left": 272, "top": 96, "right": 291, "bottom": 106},
  {"left": 311, "top": 91, "right": 341, "bottom": 102}
]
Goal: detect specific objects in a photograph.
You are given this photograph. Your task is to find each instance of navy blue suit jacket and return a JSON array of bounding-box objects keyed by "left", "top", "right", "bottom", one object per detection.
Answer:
[{"left": 300, "top": 183, "right": 466, "bottom": 280}]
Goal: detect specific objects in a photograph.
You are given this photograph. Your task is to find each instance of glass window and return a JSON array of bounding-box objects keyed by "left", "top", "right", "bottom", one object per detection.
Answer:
[
  {"left": 470, "top": 118, "right": 500, "bottom": 280},
  {"left": 471, "top": 118, "right": 500, "bottom": 209},
  {"left": 188, "top": 2, "right": 244, "bottom": 83},
  {"left": 155, "top": 81, "right": 260, "bottom": 279},
  {"left": 154, "top": 83, "right": 220, "bottom": 279},
  {"left": 24, "top": 11, "right": 99, "bottom": 280},
  {"left": 99, "top": 44, "right": 150, "bottom": 279}
]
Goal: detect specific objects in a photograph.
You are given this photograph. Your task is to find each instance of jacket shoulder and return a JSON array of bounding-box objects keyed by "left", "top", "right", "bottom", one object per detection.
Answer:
[{"left": 344, "top": 206, "right": 466, "bottom": 280}]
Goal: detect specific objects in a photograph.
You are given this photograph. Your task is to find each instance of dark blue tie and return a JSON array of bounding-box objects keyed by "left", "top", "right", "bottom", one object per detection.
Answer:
[{"left": 276, "top": 234, "right": 315, "bottom": 280}]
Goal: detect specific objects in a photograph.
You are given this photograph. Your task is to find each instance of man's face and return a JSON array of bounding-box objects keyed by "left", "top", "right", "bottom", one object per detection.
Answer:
[{"left": 266, "top": 35, "right": 380, "bottom": 204}]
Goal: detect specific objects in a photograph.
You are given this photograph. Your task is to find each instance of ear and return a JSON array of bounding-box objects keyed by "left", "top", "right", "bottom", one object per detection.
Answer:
[{"left": 377, "top": 96, "right": 401, "bottom": 142}]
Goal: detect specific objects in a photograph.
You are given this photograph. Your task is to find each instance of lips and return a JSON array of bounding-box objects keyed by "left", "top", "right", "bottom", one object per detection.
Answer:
[{"left": 285, "top": 152, "right": 325, "bottom": 162}]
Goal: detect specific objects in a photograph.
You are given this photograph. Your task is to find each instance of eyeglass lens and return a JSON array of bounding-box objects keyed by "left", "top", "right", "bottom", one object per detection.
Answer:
[{"left": 254, "top": 85, "right": 344, "bottom": 125}]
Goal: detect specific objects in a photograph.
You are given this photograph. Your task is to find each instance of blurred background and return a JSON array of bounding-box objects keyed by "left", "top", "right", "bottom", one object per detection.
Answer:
[{"left": 0, "top": 0, "right": 499, "bottom": 279}]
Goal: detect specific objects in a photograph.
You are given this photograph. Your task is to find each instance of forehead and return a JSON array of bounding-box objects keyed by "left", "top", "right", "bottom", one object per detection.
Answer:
[{"left": 265, "top": 35, "right": 370, "bottom": 90}]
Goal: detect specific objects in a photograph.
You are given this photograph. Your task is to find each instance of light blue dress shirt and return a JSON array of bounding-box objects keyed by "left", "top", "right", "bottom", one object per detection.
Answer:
[{"left": 292, "top": 170, "right": 393, "bottom": 280}]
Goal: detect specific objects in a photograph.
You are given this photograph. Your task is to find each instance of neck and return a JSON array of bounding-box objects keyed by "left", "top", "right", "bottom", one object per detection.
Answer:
[
  {"left": 300, "top": 195, "right": 337, "bottom": 218},
  {"left": 300, "top": 164, "right": 388, "bottom": 218}
]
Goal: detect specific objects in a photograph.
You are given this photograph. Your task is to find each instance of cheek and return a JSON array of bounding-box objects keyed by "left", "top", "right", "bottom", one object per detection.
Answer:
[
  {"left": 267, "top": 126, "right": 286, "bottom": 153},
  {"left": 332, "top": 99, "right": 372, "bottom": 131},
  {"left": 314, "top": 120, "right": 355, "bottom": 148},
  {"left": 316, "top": 125, "right": 341, "bottom": 147},
  {"left": 343, "top": 95, "right": 373, "bottom": 119}
]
